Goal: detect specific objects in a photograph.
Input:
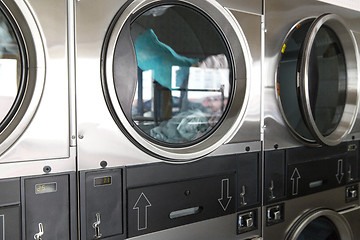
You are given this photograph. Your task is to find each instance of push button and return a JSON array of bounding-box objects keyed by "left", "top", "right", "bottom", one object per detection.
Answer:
[{"left": 237, "top": 210, "right": 257, "bottom": 234}]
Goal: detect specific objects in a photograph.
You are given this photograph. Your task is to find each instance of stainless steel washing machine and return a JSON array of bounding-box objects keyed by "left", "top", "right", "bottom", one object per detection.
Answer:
[
  {"left": 263, "top": 0, "right": 360, "bottom": 238},
  {"left": 263, "top": 0, "right": 360, "bottom": 150},
  {"left": 75, "top": 0, "right": 262, "bottom": 239},
  {"left": 0, "top": 0, "right": 75, "bottom": 177},
  {"left": 0, "top": 0, "right": 77, "bottom": 239}
]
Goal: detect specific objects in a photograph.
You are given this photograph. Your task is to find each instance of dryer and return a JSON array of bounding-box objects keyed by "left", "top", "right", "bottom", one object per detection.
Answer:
[
  {"left": 75, "top": 0, "right": 262, "bottom": 239},
  {"left": 0, "top": 0, "right": 76, "bottom": 239},
  {"left": 263, "top": 0, "right": 360, "bottom": 239},
  {"left": 263, "top": 0, "right": 360, "bottom": 151},
  {"left": 0, "top": 0, "right": 74, "bottom": 177}
]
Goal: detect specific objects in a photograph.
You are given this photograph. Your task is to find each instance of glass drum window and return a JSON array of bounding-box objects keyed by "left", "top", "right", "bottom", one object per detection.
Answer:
[
  {"left": 127, "top": 4, "right": 232, "bottom": 145},
  {"left": 296, "top": 217, "right": 340, "bottom": 240},
  {"left": 0, "top": 8, "right": 25, "bottom": 132},
  {"left": 277, "top": 20, "right": 314, "bottom": 141},
  {"left": 306, "top": 26, "right": 346, "bottom": 137}
]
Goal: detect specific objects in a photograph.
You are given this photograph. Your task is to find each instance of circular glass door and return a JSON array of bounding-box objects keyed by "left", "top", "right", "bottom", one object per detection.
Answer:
[
  {"left": 0, "top": 1, "right": 45, "bottom": 154},
  {"left": 286, "top": 210, "right": 353, "bottom": 240},
  {"left": 296, "top": 217, "right": 340, "bottom": 240},
  {"left": 128, "top": 4, "right": 232, "bottom": 145},
  {"left": 277, "top": 14, "right": 358, "bottom": 146},
  {"left": 0, "top": 9, "right": 26, "bottom": 133},
  {"left": 103, "top": 0, "right": 249, "bottom": 160}
]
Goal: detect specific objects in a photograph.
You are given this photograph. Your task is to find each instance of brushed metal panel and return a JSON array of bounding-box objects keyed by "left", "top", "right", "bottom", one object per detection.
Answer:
[
  {"left": 218, "top": 0, "right": 262, "bottom": 15},
  {"left": 128, "top": 211, "right": 261, "bottom": 240},
  {"left": 0, "top": 0, "right": 70, "bottom": 163}
]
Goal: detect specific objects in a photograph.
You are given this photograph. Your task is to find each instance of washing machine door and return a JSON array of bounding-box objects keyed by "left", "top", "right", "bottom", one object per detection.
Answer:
[
  {"left": 102, "top": 0, "right": 249, "bottom": 161},
  {"left": 286, "top": 209, "right": 353, "bottom": 240},
  {"left": 0, "top": 1, "right": 45, "bottom": 154},
  {"left": 277, "top": 14, "right": 358, "bottom": 146}
]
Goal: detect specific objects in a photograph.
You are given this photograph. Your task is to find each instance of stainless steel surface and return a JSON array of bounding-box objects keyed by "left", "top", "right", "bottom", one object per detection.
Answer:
[
  {"left": 263, "top": 184, "right": 360, "bottom": 239},
  {"left": 127, "top": 211, "right": 261, "bottom": 240},
  {"left": 0, "top": 147, "right": 76, "bottom": 179},
  {"left": 0, "top": 0, "right": 72, "bottom": 173},
  {"left": 76, "top": 0, "right": 262, "bottom": 169},
  {"left": 264, "top": 0, "right": 360, "bottom": 150},
  {"left": 217, "top": 0, "right": 262, "bottom": 15}
]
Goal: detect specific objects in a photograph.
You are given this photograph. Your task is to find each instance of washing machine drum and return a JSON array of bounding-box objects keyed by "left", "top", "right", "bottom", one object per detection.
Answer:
[
  {"left": 102, "top": 1, "right": 249, "bottom": 161},
  {"left": 286, "top": 209, "right": 353, "bottom": 240},
  {"left": 276, "top": 14, "right": 358, "bottom": 146}
]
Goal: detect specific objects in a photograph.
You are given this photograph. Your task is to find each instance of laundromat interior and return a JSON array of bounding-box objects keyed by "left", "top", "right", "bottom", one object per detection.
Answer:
[{"left": 0, "top": 0, "right": 360, "bottom": 239}]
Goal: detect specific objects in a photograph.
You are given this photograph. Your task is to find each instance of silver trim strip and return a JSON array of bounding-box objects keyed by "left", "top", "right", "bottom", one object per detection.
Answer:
[
  {"left": 0, "top": 215, "right": 4, "bottom": 240},
  {"left": 68, "top": 0, "right": 77, "bottom": 147}
]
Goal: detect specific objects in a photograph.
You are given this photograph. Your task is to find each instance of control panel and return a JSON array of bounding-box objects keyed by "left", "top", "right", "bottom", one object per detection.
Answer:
[
  {"left": 23, "top": 174, "right": 76, "bottom": 240},
  {"left": 79, "top": 169, "right": 125, "bottom": 240},
  {"left": 264, "top": 141, "right": 359, "bottom": 204}
]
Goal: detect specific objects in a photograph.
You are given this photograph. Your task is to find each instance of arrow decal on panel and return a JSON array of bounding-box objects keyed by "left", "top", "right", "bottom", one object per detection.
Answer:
[
  {"left": 133, "top": 192, "right": 152, "bottom": 231},
  {"left": 336, "top": 159, "right": 344, "bottom": 184},
  {"left": 291, "top": 168, "right": 301, "bottom": 196},
  {"left": 218, "top": 179, "right": 232, "bottom": 211}
]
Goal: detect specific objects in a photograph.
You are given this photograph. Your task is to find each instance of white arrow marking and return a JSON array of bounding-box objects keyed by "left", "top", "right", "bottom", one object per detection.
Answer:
[
  {"left": 291, "top": 168, "right": 301, "bottom": 196},
  {"left": 218, "top": 179, "right": 232, "bottom": 211},
  {"left": 336, "top": 159, "right": 344, "bottom": 184},
  {"left": 133, "top": 192, "right": 152, "bottom": 231}
]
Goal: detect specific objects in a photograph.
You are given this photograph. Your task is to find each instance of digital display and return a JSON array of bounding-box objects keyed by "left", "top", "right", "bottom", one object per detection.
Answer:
[
  {"left": 348, "top": 144, "right": 357, "bottom": 151},
  {"left": 94, "top": 176, "right": 112, "bottom": 187},
  {"left": 35, "top": 182, "right": 57, "bottom": 194}
]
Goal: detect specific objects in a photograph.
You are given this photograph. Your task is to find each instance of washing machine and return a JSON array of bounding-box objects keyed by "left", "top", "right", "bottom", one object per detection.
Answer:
[
  {"left": 263, "top": 0, "right": 360, "bottom": 238},
  {"left": 0, "top": 0, "right": 75, "bottom": 177},
  {"left": 75, "top": 0, "right": 262, "bottom": 239},
  {"left": 0, "top": 0, "right": 77, "bottom": 239},
  {"left": 263, "top": 0, "right": 360, "bottom": 151}
]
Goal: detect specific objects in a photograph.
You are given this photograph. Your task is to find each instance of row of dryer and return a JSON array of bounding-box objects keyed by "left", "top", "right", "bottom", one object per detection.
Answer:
[{"left": 0, "top": 0, "right": 359, "bottom": 239}]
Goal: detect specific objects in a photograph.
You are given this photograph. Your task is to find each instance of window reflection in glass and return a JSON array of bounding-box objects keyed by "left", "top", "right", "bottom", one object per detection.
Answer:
[
  {"left": 308, "top": 26, "right": 346, "bottom": 137},
  {"left": 277, "top": 20, "right": 314, "bottom": 140},
  {"left": 129, "top": 5, "right": 232, "bottom": 144},
  {"left": 0, "top": 13, "right": 21, "bottom": 125}
]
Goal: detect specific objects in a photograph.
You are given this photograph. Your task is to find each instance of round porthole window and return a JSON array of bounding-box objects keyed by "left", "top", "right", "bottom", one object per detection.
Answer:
[{"left": 103, "top": 0, "right": 249, "bottom": 160}]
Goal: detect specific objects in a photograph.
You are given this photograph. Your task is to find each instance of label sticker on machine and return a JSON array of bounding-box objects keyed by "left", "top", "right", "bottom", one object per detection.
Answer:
[
  {"left": 35, "top": 182, "right": 57, "bottom": 194},
  {"left": 94, "top": 176, "right": 112, "bottom": 187}
]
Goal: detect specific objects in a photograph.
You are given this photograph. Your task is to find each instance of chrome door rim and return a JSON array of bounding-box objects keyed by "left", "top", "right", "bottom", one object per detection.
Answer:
[
  {"left": 299, "top": 13, "right": 358, "bottom": 146},
  {"left": 286, "top": 209, "right": 353, "bottom": 240}
]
